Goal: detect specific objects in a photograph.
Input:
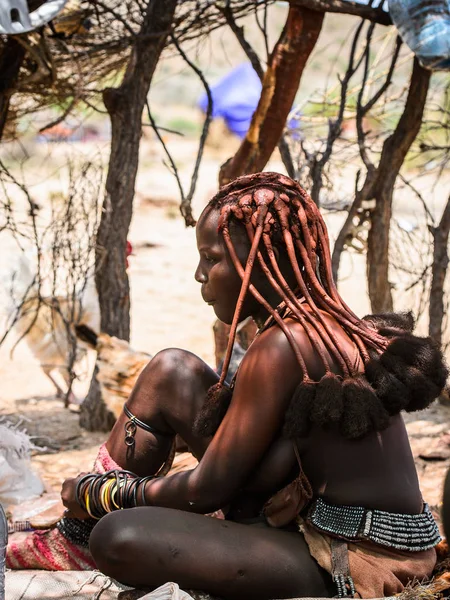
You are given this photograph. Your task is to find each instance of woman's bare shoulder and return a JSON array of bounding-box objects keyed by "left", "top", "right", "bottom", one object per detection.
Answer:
[
  {"left": 244, "top": 318, "right": 312, "bottom": 365},
  {"left": 232, "top": 319, "right": 313, "bottom": 397},
  {"left": 243, "top": 311, "right": 362, "bottom": 382}
]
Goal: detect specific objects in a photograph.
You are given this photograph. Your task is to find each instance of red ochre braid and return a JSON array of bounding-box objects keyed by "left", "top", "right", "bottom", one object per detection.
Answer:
[
  {"left": 211, "top": 173, "right": 386, "bottom": 384},
  {"left": 194, "top": 172, "right": 448, "bottom": 440}
]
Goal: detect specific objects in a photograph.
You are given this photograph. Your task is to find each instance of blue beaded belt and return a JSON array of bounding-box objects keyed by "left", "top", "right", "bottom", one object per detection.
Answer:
[{"left": 308, "top": 497, "right": 441, "bottom": 552}]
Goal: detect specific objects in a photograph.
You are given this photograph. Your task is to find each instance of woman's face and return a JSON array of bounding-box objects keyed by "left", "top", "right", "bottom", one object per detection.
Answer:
[{"left": 195, "top": 207, "right": 261, "bottom": 325}]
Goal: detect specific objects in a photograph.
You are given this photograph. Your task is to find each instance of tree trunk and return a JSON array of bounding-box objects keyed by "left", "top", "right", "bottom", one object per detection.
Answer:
[
  {"left": 366, "top": 59, "right": 430, "bottom": 313},
  {"left": 331, "top": 174, "right": 375, "bottom": 282},
  {"left": 219, "top": 5, "right": 324, "bottom": 185},
  {"left": 214, "top": 4, "right": 323, "bottom": 364},
  {"left": 80, "top": 368, "right": 116, "bottom": 432},
  {"left": 80, "top": 0, "right": 178, "bottom": 431},
  {"left": 0, "top": 37, "right": 26, "bottom": 141},
  {"left": 429, "top": 195, "right": 450, "bottom": 347}
]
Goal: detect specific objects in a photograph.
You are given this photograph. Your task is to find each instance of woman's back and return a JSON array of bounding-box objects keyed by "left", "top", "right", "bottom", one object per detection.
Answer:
[
  {"left": 299, "top": 416, "right": 422, "bottom": 514},
  {"left": 250, "top": 310, "right": 423, "bottom": 516}
]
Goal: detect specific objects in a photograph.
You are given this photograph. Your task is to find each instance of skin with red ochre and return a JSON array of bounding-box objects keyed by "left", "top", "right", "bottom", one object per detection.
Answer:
[{"left": 61, "top": 207, "right": 422, "bottom": 599}]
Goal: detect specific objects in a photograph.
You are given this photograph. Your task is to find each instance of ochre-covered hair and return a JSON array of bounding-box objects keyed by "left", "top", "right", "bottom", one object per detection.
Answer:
[{"left": 193, "top": 172, "right": 448, "bottom": 439}]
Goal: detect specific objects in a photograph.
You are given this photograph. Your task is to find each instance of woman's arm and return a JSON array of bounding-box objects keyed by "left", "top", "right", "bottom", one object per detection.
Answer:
[{"left": 142, "top": 326, "right": 304, "bottom": 513}]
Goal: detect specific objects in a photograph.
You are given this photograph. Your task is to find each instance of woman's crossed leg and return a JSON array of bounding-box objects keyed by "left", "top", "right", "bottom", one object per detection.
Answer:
[{"left": 90, "top": 506, "right": 334, "bottom": 600}]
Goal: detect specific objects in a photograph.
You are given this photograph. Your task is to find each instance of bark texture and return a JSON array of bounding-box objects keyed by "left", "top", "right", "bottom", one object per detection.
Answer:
[
  {"left": 429, "top": 196, "right": 450, "bottom": 347},
  {"left": 0, "top": 37, "right": 26, "bottom": 141},
  {"left": 80, "top": 0, "right": 178, "bottom": 431},
  {"left": 219, "top": 5, "right": 324, "bottom": 185},
  {"left": 366, "top": 59, "right": 430, "bottom": 313},
  {"left": 214, "top": 4, "right": 323, "bottom": 363}
]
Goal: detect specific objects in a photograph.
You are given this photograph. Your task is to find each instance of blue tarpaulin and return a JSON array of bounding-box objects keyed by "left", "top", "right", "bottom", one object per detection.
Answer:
[{"left": 198, "top": 63, "right": 262, "bottom": 138}]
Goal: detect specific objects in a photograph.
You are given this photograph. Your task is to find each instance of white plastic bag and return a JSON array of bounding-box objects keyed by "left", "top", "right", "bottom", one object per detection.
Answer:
[{"left": 0, "top": 421, "right": 44, "bottom": 506}]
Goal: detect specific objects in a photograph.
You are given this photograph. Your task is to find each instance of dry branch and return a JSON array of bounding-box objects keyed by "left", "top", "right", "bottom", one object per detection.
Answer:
[
  {"left": 0, "top": 158, "right": 101, "bottom": 407},
  {"left": 0, "top": 1, "right": 272, "bottom": 139},
  {"left": 219, "top": 1, "right": 295, "bottom": 177},
  {"left": 309, "top": 18, "right": 367, "bottom": 205},
  {"left": 429, "top": 196, "right": 450, "bottom": 347},
  {"left": 289, "top": 0, "right": 391, "bottom": 25},
  {"left": 219, "top": 4, "right": 324, "bottom": 184},
  {"left": 366, "top": 59, "right": 431, "bottom": 313}
]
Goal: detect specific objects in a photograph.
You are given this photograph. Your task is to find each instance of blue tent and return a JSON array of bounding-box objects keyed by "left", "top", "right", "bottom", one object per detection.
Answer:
[{"left": 198, "top": 63, "right": 262, "bottom": 139}]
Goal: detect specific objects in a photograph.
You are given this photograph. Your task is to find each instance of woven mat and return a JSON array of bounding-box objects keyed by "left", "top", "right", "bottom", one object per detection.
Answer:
[
  {"left": 5, "top": 571, "right": 392, "bottom": 600},
  {"left": 6, "top": 570, "right": 129, "bottom": 599},
  {"left": 6, "top": 571, "right": 225, "bottom": 600}
]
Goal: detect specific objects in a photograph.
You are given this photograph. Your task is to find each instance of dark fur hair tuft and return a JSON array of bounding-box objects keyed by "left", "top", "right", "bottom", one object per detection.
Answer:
[
  {"left": 340, "top": 376, "right": 389, "bottom": 439},
  {"left": 310, "top": 373, "right": 343, "bottom": 426},
  {"left": 283, "top": 381, "right": 316, "bottom": 438},
  {"left": 192, "top": 383, "right": 233, "bottom": 437},
  {"left": 379, "top": 350, "right": 443, "bottom": 412},
  {"left": 384, "top": 334, "right": 448, "bottom": 389},
  {"left": 364, "top": 358, "right": 410, "bottom": 414},
  {"left": 362, "top": 311, "right": 415, "bottom": 333},
  {"left": 403, "top": 366, "right": 442, "bottom": 412},
  {"left": 378, "top": 326, "right": 409, "bottom": 338},
  {"left": 405, "top": 376, "right": 442, "bottom": 412}
]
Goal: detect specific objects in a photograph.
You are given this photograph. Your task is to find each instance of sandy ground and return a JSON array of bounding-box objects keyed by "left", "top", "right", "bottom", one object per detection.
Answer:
[{"left": 1, "top": 137, "right": 450, "bottom": 528}]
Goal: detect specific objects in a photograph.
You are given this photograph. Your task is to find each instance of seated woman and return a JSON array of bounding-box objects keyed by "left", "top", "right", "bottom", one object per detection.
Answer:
[{"left": 61, "top": 172, "right": 446, "bottom": 599}]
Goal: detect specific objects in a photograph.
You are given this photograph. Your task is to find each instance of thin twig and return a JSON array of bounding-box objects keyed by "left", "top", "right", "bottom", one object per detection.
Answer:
[
  {"left": 356, "top": 21, "right": 376, "bottom": 170},
  {"left": 361, "top": 36, "right": 402, "bottom": 116},
  {"left": 398, "top": 173, "right": 435, "bottom": 226},
  {"left": 170, "top": 33, "right": 213, "bottom": 226},
  {"left": 145, "top": 102, "right": 188, "bottom": 217},
  {"left": 220, "top": 1, "right": 264, "bottom": 79},
  {"left": 38, "top": 96, "right": 77, "bottom": 133},
  {"left": 220, "top": 1, "right": 295, "bottom": 177},
  {"left": 253, "top": 0, "right": 270, "bottom": 62}
]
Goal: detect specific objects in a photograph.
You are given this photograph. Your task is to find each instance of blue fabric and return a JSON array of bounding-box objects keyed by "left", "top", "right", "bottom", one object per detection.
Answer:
[
  {"left": 198, "top": 63, "right": 262, "bottom": 138},
  {"left": 388, "top": 0, "right": 450, "bottom": 70}
]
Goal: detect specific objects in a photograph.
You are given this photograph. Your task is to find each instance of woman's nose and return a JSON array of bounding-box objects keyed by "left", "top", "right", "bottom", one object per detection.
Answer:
[{"left": 195, "top": 265, "right": 207, "bottom": 283}]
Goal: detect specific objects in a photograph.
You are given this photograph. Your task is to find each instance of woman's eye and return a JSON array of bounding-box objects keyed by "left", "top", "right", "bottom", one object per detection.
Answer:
[{"left": 205, "top": 255, "right": 217, "bottom": 264}]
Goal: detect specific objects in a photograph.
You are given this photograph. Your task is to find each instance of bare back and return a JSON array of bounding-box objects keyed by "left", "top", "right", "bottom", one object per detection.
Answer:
[{"left": 235, "top": 312, "right": 423, "bottom": 518}]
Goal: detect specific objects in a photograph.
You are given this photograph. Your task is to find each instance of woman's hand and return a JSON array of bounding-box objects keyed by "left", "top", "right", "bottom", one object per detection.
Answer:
[{"left": 61, "top": 473, "right": 91, "bottom": 519}]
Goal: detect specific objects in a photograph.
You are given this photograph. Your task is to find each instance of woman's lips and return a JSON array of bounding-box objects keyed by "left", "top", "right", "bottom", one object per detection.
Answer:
[{"left": 201, "top": 289, "right": 215, "bottom": 305}]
